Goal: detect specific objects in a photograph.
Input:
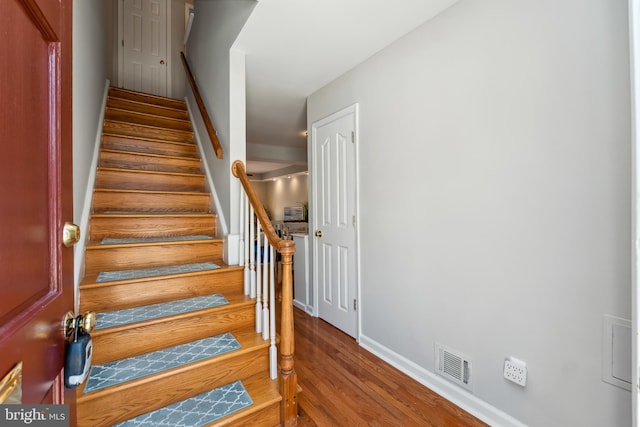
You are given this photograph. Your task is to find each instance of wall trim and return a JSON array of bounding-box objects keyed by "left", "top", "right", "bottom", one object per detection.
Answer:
[
  {"left": 359, "top": 334, "right": 526, "bottom": 427},
  {"left": 74, "top": 80, "right": 110, "bottom": 309}
]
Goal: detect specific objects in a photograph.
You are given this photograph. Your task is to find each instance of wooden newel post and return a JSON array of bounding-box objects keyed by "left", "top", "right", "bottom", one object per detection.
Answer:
[{"left": 279, "top": 243, "right": 298, "bottom": 426}]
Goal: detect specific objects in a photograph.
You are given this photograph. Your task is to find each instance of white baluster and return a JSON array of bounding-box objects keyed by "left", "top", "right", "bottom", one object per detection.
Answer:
[
  {"left": 255, "top": 221, "right": 263, "bottom": 334},
  {"left": 239, "top": 191, "right": 247, "bottom": 295},
  {"left": 249, "top": 204, "right": 256, "bottom": 299},
  {"left": 262, "top": 240, "right": 270, "bottom": 341},
  {"left": 269, "top": 244, "right": 277, "bottom": 379}
]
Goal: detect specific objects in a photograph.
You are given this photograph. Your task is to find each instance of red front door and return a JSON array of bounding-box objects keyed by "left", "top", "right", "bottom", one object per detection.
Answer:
[{"left": 0, "top": 0, "right": 74, "bottom": 411}]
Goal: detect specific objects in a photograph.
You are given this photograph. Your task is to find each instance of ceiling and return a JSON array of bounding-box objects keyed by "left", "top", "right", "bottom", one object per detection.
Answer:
[{"left": 232, "top": 0, "right": 459, "bottom": 177}]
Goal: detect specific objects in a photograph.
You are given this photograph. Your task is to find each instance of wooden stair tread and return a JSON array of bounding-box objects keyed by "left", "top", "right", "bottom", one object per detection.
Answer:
[
  {"left": 208, "top": 373, "right": 281, "bottom": 427},
  {"left": 80, "top": 263, "right": 241, "bottom": 289},
  {"left": 109, "top": 87, "right": 187, "bottom": 110},
  {"left": 107, "top": 97, "right": 189, "bottom": 119},
  {"left": 100, "top": 148, "right": 201, "bottom": 162},
  {"left": 106, "top": 107, "right": 193, "bottom": 131},
  {"left": 104, "top": 119, "right": 193, "bottom": 134},
  {"left": 97, "top": 166, "right": 205, "bottom": 178},
  {"left": 86, "top": 235, "right": 221, "bottom": 249}
]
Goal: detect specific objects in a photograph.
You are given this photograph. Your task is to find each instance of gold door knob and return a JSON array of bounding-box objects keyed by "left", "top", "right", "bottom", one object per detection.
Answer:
[
  {"left": 160, "top": 59, "right": 165, "bottom": 65},
  {"left": 62, "top": 222, "right": 80, "bottom": 247},
  {"left": 78, "top": 312, "right": 97, "bottom": 334},
  {"left": 63, "top": 311, "right": 97, "bottom": 341},
  {"left": 315, "top": 230, "right": 322, "bottom": 238}
]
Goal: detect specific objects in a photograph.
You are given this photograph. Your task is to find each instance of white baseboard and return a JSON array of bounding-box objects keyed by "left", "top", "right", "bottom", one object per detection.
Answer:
[
  {"left": 74, "top": 80, "right": 110, "bottom": 305},
  {"left": 358, "top": 334, "right": 526, "bottom": 427}
]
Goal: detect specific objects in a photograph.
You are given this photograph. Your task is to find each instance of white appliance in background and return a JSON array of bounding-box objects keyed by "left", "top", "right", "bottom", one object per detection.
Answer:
[{"left": 292, "top": 234, "right": 310, "bottom": 313}]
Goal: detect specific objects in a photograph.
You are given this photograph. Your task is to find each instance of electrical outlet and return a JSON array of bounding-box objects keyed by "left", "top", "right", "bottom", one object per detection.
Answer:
[{"left": 504, "top": 357, "right": 527, "bottom": 386}]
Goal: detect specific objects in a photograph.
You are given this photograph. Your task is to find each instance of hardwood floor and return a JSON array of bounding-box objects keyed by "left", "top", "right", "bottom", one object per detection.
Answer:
[{"left": 293, "top": 308, "right": 488, "bottom": 427}]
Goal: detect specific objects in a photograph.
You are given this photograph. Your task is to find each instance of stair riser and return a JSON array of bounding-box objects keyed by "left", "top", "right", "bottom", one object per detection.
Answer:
[
  {"left": 99, "top": 151, "right": 202, "bottom": 174},
  {"left": 104, "top": 120, "right": 193, "bottom": 143},
  {"left": 91, "top": 303, "right": 255, "bottom": 364},
  {"left": 77, "top": 350, "right": 268, "bottom": 427},
  {"left": 108, "top": 87, "right": 187, "bottom": 110},
  {"left": 102, "top": 135, "right": 198, "bottom": 157},
  {"left": 89, "top": 215, "right": 215, "bottom": 240},
  {"left": 92, "top": 191, "right": 211, "bottom": 213},
  {"left": 106, "top": 108, "right": 192, "bottom": 132},
  {"left": 80, "top": 269, "right": 243, "bottom": 312},
  {"left": 107, "top": 98, "right": 189, "bottom": 120},
  {"left": 84, "top": 241, "right": 223, "bottom": 274},
  {"left": 96, "top": 169, "right": 205, "bottom": 192},
  {"left": 213, "top": 402, "right": 280, "bottom": 427}
]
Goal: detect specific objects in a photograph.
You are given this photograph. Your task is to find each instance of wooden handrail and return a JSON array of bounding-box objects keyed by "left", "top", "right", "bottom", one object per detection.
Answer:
[
  {"left": 232, "top": 160, "right": 298, "bottom": 426},
  {"left": 180, "top": 51, "right": 223, "bottom": 159}
]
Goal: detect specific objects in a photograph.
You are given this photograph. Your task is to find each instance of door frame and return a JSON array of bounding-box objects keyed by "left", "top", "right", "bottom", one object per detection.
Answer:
[
  {"left": 117, "top": 0, "right": 172, "bottom": 97},
  {"left": 309, "top": 103, "right": 362, "bottom": 341},
  {"left": 630, "top": 0, "right": 640, "bottom": 424}
]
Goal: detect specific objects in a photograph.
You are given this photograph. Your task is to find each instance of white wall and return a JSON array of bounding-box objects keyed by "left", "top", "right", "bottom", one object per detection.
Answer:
[
  {"left": 307, "top": 1, "right": 631, "bottom": 426},
  {"left": 170, "top": 0, "right": 189, "bottom": 99},
  {"left": 186, "top": 0, "right": 255, "bottom": 237},
  {"left": 72, "top": 2, "right": 110, "bottom": 228}
]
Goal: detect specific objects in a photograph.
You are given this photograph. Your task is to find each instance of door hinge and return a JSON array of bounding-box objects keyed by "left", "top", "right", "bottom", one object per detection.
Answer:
[
  {"left": 122, "top": 39, "right": 124, "bottom": 47},
  {"left": 353, "top": 299, "right": 357, "bottom": 310},
  {"left": 352, "top": 215, "right": 356, "bottom": 227},
  {"left": 351, "top": 131, "right": 355, "bottom": 143}
]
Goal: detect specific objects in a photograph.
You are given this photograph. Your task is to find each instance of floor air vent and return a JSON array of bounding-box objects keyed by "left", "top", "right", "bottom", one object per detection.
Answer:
[{"left": 435, "top": 343, "right": 472, "bottom": 391}]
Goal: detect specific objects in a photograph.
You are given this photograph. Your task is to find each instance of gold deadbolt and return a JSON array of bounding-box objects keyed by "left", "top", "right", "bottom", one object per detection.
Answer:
[
  {"left": 315, "top": 230, "right": 323, "bottom": 238},
  {"left": 62, "top": 222, "right": 80, "bottom": 247}
]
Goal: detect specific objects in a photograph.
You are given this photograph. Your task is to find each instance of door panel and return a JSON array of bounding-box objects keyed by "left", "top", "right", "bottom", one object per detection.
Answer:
[
  {"left": 123, "top": 0, "right": 168, "bottom": 96},
  {"left": 312, "top": 106, "right": 358, "bottom": 337},
  {"left": 0, "top": 0, "right": 74, "bottom": 408}
]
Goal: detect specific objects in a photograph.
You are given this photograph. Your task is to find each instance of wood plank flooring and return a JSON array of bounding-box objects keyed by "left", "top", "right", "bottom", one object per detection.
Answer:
[{"left": 294, "top": 308, "right": 488, "bottom": 427}]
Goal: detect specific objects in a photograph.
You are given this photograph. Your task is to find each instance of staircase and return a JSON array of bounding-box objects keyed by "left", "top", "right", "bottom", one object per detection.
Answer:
[{"left": 77, "top": 87, "right": 282, "bottom": 426}]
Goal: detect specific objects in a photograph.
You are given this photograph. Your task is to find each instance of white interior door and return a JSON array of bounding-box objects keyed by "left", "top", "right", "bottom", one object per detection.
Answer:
[
  {"left": 311, "top": 104, "right": 359, "bottom": 338},
  {"left": 122, "top": 0, "right": 168, "bottom": 96}
]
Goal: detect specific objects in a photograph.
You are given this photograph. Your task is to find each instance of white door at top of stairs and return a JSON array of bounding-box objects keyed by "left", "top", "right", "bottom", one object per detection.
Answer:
[{"left": 121, "top": 0, "right": 168, "bottom": 97}]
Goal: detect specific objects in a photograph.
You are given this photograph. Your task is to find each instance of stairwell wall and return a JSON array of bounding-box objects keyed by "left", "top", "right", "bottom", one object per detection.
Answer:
[
  {"left": 307, "top": 1, "right": 631, "bottom": 425},
  {"left": 72, "top": 2, "right": 111, "bottom": 286},
  {"left": 185, "top": 0, "right": 256, "bottom": 262}
]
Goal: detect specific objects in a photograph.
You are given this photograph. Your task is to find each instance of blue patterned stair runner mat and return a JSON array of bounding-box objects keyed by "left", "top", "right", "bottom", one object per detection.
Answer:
[
  {"left": 84, "top": 332, "right": 241, "bottom": 393},
  {"left": 114, "top": 381, "right": 252, "bottom": 426},
  {"left": 96, "top": 262, "right": 220, "bottom": 282},
  {"left": 96, "top": 294, "right": 228, "bottom": 330}
]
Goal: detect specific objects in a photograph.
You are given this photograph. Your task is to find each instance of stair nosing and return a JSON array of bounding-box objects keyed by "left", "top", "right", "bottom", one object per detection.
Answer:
[
  {"left": 90, "top": 212, "right": 215, "bottom": 218},
  {"left": 100, "top": 148, "right": 202, "bottom": 163},
  {"left": 93, "top": 188, "right": 208, "bottom": 196},
  {"left": 97, "top": 166, "right": 205, "bottom": 178},
  {"left": 86, "top": 238, "right": 222, "bottom": 250},
  {"left": 102, "top": 133, "right": 197, "bottom": 147}
]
